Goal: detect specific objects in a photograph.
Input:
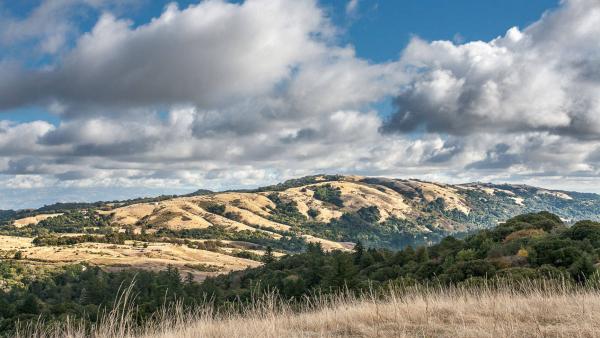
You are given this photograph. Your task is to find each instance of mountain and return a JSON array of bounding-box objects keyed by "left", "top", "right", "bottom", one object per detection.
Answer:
[
  {"left": 1, "top": 175, "right": 599, "bottom": 280},
  {"left": 79, "top": 174, "right": 600, "bottom": 247}
]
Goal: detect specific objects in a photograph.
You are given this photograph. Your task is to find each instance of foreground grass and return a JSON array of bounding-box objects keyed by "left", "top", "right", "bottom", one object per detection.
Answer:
[{"left": 17, "top": 282, "right": 600, "bottom": 338}]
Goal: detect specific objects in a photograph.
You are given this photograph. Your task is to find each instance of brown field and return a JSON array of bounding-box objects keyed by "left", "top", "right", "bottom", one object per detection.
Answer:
[
  {"left": 100, "top": 192, "right": 347, "bottom": 251},
  {"left": 0, "top": 235, "right": 260, "bottom": 280},
  {"left": 17, "top": 284, "right": 600, "bottom": 338},
  {"left": 0, "top": 235, "right": 34, "bottom": 250}
]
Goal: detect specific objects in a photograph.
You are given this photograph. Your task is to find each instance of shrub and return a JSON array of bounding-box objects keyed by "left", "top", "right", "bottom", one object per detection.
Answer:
[
  {"left": 307, "top": 208, "right": 320, "bottom": 218},
  {"left": 504, "top": 228, "right": 546, "bottom": 243},
  {"left": 205, "top": 203, "right": 226, "bottom": 215},
  {"left": 564, "top": 220, "right": 600, "bottom": 246}
]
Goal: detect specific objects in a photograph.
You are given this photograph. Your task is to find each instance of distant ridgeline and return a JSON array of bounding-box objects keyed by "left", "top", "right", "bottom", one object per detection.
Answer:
[
  {"left": 2, "top": 212, "right": 600, "bottom": 334},
  {"left": 0, "top": 196, "right": 190, "bottom": 225},
  {"left": 450, "top": 183, "right": 600, "bottom": 224},
  {"left": 249, "top": 176, "right": 600, "bottom": 229},
  {"left": 1, "top": 175, "right": 600, "bottom": 251}
]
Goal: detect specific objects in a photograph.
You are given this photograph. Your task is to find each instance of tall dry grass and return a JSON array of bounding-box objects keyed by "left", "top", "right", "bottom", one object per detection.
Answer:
[{"left": 15, "top": 279, "right": 600, "bottom": 338}]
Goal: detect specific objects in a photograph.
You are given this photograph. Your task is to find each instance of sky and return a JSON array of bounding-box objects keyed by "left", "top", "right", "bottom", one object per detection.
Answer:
[{"left": 2, "top": 0, "right": 600, "bottom": 209}]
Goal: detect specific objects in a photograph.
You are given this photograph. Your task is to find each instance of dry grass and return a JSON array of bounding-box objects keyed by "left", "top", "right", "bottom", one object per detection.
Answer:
[
  {"left": 409, "top": 181, "right": 470, "bottom": 215},
  {"left": 0, "top": 236, "right": 260, "bottom": 280},
  {"left": 99, "top": 177, "right": 479, "bottom": 245},
  {"left": 91, "top": 177, "right": 488, "bottom": 253},
  {"left": 12, "top": 213, "right": 63, "bottom": 227},
  {"left": 16, "top": 282, "right": 600, "bottom": 338}
]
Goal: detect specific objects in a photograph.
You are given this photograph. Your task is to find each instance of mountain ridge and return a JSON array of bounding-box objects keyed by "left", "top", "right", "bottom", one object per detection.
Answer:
[{"left": 6, "top": 175, "right": 600, "bottom": 240}]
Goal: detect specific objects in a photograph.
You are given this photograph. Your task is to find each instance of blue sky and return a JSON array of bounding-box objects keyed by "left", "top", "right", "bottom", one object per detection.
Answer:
[
  {"left": 1, "top": 0, "right": 559, "bottom": 124},
  {"left": 330, "top": 0, "right": 560, "bottom": 62},
  {"left": 2, "top": 0, "right": 560, "bottom": 60},
  {"left": 1, "top": 0, "right": 599, "bottom": 209}
]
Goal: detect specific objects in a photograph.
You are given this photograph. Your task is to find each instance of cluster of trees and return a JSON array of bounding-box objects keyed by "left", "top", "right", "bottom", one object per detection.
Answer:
[
  {"left": 32, "top": 233, "right": 127, "bottom": 246},
  {"left": 202, "top": 203, "right": 242, "bottom": 222},
  {"left": 310, "top": 184, "right": 344, "bottom": 207},
  {"left": 157, "top": 225, "right": 307, "bottom": 253},
  {"left": 266, "top": 193, "right": 308, "bottom": 227},
  {"left": 204, "top": 212, "right": 600, "bottom": 301},
  {"left": 295, "top": 206, "right": 444, "bottom": 250},
  {"left": 0, "top": 263, "right": 203, "bottom": 333},
  {"left": 0, "top": 210, "right": 18, "bottom": 224},
  {"left": 0, "top": 211, "right": 113, "bottom": 237}
]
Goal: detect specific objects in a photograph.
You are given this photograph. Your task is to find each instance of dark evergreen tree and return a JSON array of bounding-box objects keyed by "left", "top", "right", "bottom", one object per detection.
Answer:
[{"left": 263, "top": 246, "right": 275, "bottom": 264}]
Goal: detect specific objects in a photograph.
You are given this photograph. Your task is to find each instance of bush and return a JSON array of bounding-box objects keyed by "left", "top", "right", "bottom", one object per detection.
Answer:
[
  {"left": 564, "top": 220, "right": 600, "bottom": 246},
  {"left": 205, "top": 203, "right": 226, "bottom": 215},
  {"left": 307, "top": 208, "right": 320, "bottom": 218}
]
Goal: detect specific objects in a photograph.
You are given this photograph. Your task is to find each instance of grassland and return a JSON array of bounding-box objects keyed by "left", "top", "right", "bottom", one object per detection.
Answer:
[
  {"left": 0, "top": 235, "right": 262, "bottom": 281},
  {"left": 16, "top": 282, "right": 600, "bottom": 338}
]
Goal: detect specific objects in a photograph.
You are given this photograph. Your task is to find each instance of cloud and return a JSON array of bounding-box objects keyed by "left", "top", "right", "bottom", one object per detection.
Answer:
[
  {"left": 0, "top": 0, "right": 135, "bottom": 55},
  {"left": 1, "top": 0, "right": 600, "bottom": 208},
  {"left": 383, "top": 0, "right": 600, "bottom": 140},
  {"left": 346, "top": 0, "right": 359, "bottom": 16},
  {"left": 0, "top": 0, "right": 335, "bottom": 112},
  {"left": 0, "top": 120, "right": 55, "bottom": 156}
]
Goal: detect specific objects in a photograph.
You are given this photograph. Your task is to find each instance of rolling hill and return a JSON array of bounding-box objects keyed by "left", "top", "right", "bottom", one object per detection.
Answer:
[{"left": 1, "top": 175, "right": 599, "bottom": 280}]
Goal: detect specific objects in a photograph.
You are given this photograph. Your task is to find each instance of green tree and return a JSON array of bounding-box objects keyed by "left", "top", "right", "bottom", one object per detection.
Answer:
[
  {"left": 263, "top": 246, "right": 275, "bottom": 264},
  {"left": 569, "top": 254, "right": 596, "bottom": 282},
  {"left": 18, "top": 294, "right": 41, "bottom": 314},
  {"left": 326, "top": 253, "right": 358, "bottom": 289},
  {"left": 415, "top": 246, "right": 429, "bottom": 263},
  {"left": 353, "top": 241, "right": 364, "bottom": 264}
]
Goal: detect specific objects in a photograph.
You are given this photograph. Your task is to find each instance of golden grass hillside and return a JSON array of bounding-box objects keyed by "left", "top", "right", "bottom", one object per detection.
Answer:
[
  {"left": 95, "top": 176, "right": 482, "bottom": 241},
  {"left": 18, "top": 283, "right": 600, "bottom": 338},
  {"left": 11, "top": 176, "right": 582, "bottom": 243},
  {"left": 0, "top": 235, "right": 261, "bottom": 281},
  {"left": 5, "top": 175, "right": 591, "bottom": 283}
]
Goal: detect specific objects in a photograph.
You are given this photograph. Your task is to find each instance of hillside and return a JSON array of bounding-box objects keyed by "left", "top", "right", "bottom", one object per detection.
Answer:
[
  {"left": 4, "top": 211, "right": 600, "bottom": 336},
  {"left": 1, "top": 175, "right": 599, "bottom": 281},
  {"left": 100, "top": 175, "right": 600, "bottom": 243}
]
